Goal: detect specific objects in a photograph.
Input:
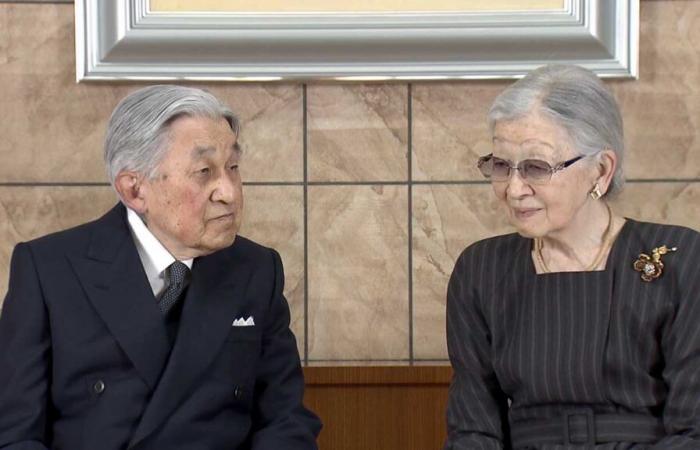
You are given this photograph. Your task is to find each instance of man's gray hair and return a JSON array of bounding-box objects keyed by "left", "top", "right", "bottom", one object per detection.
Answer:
[
  {"left": 104, "top": 85, "right": 240, "bottom": 184},
  {"left": 488, "top": 64, "right": 625, "bottom": 196}
]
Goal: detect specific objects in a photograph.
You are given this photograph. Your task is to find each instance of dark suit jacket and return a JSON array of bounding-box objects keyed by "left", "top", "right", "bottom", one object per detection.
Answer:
[{"left": 0, "top": 204, "right": 321, "bottom": 450}]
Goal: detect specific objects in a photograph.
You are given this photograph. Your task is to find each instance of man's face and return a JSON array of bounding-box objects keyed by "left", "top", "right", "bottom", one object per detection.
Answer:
[{"left": 139, "top": 115, "right": 243, "bottom": 259}]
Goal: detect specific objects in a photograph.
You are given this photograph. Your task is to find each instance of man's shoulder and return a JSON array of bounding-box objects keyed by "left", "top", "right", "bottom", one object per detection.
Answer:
[
  {"left": 220, "top": 235, "right": 279, "bottom": 265},
  {"left": 22, "top": 204, "right": 123, "bottom": 255}
]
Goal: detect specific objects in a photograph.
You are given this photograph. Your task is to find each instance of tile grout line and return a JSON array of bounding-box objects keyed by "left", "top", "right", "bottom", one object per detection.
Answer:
[
  {"left": 2, "top": 179, "right": 699, "bottom": 188},
  {"left": 302, "top": 84, "right": 310, "bottom": 366},
  {"left": 407, "top": 83, "right": 414, "bottom": 365}
]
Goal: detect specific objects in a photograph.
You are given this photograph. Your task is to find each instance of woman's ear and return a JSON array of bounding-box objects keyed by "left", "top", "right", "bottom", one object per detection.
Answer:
[
  {"left": 114, "top": 171, "right": 147, "bottom": 214},
  {"left": 594, "top": 149, "right": 617, "bottom": 196}
]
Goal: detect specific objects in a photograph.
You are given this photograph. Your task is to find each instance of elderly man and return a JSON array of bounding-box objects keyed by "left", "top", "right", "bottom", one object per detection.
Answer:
[{"left": 0, "top": 86, "right": 321, "bottom": 450}]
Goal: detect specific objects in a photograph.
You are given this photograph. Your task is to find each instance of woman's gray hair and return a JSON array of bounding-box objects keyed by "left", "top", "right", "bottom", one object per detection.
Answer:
[
  {"left": 488, "top": 64, "right": 625, "bottom": 196},
  {"left": 104, "top": 85, "right": 240, "bottom": 184}
]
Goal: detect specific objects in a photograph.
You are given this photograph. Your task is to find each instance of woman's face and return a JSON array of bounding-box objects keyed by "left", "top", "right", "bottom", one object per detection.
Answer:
[{"left": 490, "top": 112, "right": 599, "bottom": 239}]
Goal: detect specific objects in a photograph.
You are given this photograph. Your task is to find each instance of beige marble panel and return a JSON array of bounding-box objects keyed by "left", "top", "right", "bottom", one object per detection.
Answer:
[
  {"left": 307, "top": 85, "right": 408, "bottom": 182},
  {"left": 610, "top": 182, "right": 700, "bottom": 231},
  {"left": 0, "top": 186, "right": 119, "bottom": 304},
  {"left": 0, "top": 4, "right": 301, "bottom": 183},
  {"left": 0, "top": 4, "right": 128, "bottom": 183},
  {"left": 597, "top": 1, "right": 700, "bottom": 180},
  {"left": 0, "top": 8, "right": 7, "bottom": 66},
  {"left": 412, "top": 184, "right": 513, "bottom": 360},
  {"left": 307, "top": 185, "right": 409, "bottom": 360},
  {"left": 306, "top": 360, "right": 411, "bottom": 367},
  {"left": 238, "top": 185, "right": 305, "bottom": 354},
  {"left": 204, "top": 85, "right": 304, "bottom": 182},
  {"left": 411, "top": 360, "right": 451, "bottom": 366},
  {"left": 412, "top": 82, "right": 509, "bottom": 182}
]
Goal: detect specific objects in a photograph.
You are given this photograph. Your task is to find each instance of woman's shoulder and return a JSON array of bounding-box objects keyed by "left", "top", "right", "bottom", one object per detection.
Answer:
[
  {"left": 465, "top": 231, "right": 524, "bottom": 252},
  {"left": 455, "top": 232, "right": 527, "bottom": 270},
  {"left": 624, "top": 218, "right": 700, "bottom": 246},
  {"left": 622, "top": 219, "right": 700, "bottom": 281}
]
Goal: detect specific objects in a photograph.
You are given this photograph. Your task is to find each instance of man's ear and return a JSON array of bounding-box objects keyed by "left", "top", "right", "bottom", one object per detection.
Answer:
[
  {"left": 594, "top": 149, "right": 617, "bottom": 196},
  {"left": 114, "top": 171, "right": 147, "bottom": 214}
]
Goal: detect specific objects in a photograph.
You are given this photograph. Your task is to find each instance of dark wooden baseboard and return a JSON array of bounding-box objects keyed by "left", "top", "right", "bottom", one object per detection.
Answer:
[{"left": 303, "top": 366, "right": 453, "bottom": 450}]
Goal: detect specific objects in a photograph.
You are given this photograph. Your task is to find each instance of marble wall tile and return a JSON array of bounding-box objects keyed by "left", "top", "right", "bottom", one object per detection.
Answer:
[
  {"left": 606, "top": 1, "right": 700, "bottom": 179},
  {"left": 412, "top": 184, "right": 513, "bottom": 360},
  {"left": 0, "top": 4, "right": 302, "bottom": 183},
  {"left": 412, "top": 82, "right": 508, "bottom": 182},
  {"left": 238, "top": 185, "right": 305, "bottom": 354},
  {"left": 205, "top": 85, "right": 304, "bottom": 183},
  {"left": 0, "top": 8, "right": 7, "bottom": 65},
  {"left": 610, "top": 182, "right": 700, "bottom": 231},
  {"left": 307, "top": 185, "right": 409, "bottom": 360},
  {"left": 306, "top": 360, "right": 410, "bottom": 367},
  {"left": 0, "top": 186, "right": 119, "bottom": 303},
  {"left": 0, "top": 4, "right": 128, "bottom": 183},
  {"left": 307, "top": 85, "right": 408, "bottom": 182}
]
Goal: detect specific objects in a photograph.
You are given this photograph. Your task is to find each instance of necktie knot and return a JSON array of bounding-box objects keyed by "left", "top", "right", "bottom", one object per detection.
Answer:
[
  {"left": 169, "top": 261, "right": 189, "bottom": 286},
  {"left": 158, "top": 261, "right": 190, "bottom": 314}
]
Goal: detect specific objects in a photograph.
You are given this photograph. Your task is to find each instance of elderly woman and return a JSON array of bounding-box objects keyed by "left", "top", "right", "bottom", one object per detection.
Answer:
[{"left": 444, "top": 64, "right": 700, "bottom": 449}]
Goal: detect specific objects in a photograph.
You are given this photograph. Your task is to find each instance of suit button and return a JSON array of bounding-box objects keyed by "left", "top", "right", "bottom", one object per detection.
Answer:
[
  {"left": 92, "top": 380, "right": 105, "bottom": 395},
  {"left": 233, "top": 386, "right": 242, "bottom": 399}
]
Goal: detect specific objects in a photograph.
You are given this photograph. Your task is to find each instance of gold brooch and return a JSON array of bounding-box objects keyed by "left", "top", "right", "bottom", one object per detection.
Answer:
[{"left": 633, "top": 245, "right": 677, "bottom": 282}]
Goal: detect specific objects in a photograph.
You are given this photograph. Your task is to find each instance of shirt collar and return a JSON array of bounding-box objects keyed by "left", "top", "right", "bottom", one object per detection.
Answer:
[{"left": 126, "top": 207, "right": 194, "bottom": 276}]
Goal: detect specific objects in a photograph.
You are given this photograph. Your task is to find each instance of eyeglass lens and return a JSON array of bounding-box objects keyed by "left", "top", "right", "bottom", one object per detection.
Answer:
[{"left": 480, "top": 156, "right": 554, "bottom": 182}]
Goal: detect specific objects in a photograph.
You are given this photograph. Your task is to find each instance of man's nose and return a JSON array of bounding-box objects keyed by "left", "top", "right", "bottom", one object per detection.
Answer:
[{"left": 211, "top": 173, "right": 237, "bottom": 203}]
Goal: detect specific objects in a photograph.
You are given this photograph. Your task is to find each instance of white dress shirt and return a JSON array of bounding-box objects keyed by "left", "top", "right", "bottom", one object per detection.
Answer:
[{"left": 126, "top": 208, "right": 193, "bottom": 298}]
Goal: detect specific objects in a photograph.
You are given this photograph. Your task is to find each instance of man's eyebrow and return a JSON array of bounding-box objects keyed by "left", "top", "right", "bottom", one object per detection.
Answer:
[{"left": 193, "top": 145, "right": 216, "bottom": 158}]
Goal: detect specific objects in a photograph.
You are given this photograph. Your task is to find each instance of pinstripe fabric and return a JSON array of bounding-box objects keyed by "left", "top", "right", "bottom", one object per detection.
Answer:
[{"left": 444, "top": 219, "right": 700, "bottom": 450}]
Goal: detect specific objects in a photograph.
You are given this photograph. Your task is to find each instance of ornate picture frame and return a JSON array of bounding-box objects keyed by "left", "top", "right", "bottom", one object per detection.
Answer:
[{"left": 75, "top": 0, "right": 638, "bottom": 81}]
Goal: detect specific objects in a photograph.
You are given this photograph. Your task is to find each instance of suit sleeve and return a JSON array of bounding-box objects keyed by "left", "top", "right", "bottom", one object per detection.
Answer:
[
  {"left": 0, "top": 243, "right": 51, "bottom": 450},
  {"left": 248, "top": 249, "right": 321, "bottom": 450},
  {"left": 651, "top": 230, "right": 700, "bottom": 449},
  {"left": 444, "top": 248, "right": 510, "bottom": 450}
]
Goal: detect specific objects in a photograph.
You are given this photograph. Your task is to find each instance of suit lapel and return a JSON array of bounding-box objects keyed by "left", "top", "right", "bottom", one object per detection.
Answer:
[
  {"left": 128, "top": 246, "right": 252, "bottom": 448},
  {"left": 68, "top": 204, "right": 171, "bottom": 390}
]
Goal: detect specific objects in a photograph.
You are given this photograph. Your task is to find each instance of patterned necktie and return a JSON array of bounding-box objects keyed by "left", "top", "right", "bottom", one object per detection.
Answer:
[{"left": 158, "top": 261, "right": 189, "bottom": 314}]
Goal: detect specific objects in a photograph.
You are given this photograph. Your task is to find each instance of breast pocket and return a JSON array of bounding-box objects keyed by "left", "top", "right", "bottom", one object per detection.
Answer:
[
  {"left": 226, "top": 326, "right": 261, "bottom": 342},
  {"left": 208, "top": 326, "right": 262, "bottom": 385}
]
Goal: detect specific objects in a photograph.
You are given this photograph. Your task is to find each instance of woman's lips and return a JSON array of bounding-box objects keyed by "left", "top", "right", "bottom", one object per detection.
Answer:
[{"left": 511, "top": 207, "right": 541, "bottom": 219}]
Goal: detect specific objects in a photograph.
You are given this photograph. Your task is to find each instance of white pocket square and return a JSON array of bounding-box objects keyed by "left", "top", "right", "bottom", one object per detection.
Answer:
[{"left": 232, "top": 316, "right": 255, "bottom": 327}]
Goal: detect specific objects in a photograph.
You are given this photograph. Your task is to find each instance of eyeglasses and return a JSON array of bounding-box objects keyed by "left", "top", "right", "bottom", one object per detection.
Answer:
[{"left": 477, "top": 153, "right": 585, "bottom": 184}]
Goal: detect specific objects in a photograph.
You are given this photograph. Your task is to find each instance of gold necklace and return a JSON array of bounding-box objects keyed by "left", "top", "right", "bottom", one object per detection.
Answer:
[{"left": 534, "top": 203, "right": 614, "bottom": 273}]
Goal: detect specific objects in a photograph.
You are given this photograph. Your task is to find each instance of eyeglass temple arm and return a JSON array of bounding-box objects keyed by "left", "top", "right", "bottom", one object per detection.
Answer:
[{"left": 554, "top": 155, "right": 585, "bottom": 171}]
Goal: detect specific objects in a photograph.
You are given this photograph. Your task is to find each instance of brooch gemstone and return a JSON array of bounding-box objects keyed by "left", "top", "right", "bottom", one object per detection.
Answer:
[{"left": 633, "top": 245, "right": 677, "bottom": 282}]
